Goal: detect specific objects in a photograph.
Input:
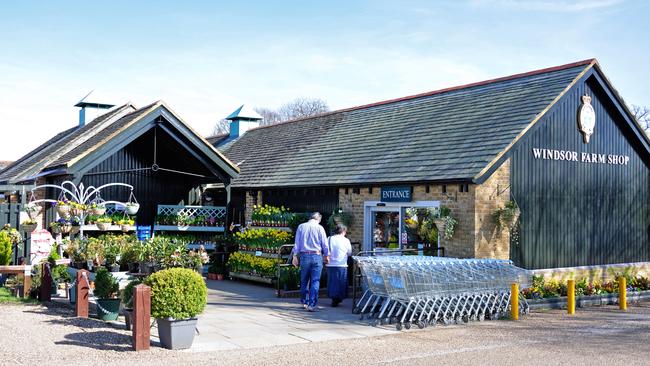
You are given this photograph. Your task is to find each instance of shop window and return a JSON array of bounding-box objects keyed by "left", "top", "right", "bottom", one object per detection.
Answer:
[
  {"left": 345, "top": 188, "right": 349, "bottom": 195},
  {"left": 368, "top": 187, "right": 373, "bottom": 194},
  {"left": 459, "top": 184, "right": 469, "bottom": 193},
  {"left": 442, "top": 185, "right": 447, "bottom": 194},
  {"left": 353, "top": 187, "right": 360, "bottom": 194},
  {"left": 425, "top": 185, "right": 430, "bottom": 193}
]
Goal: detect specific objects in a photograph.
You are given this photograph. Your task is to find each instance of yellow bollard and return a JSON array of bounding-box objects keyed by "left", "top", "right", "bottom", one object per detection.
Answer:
[
  {"left": 511, "top": 283, "right": 519, "bottom": 321},
  {"left": 619, "top": 277, "right": 627, "bottom": 311},
  {"left": 567, "top": 279, "right": 575, "bottom": 315}
]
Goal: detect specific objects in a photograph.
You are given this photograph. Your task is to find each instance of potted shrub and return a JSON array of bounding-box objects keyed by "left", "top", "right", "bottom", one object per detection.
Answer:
[
  {"left": 145, "top": 268, "right": 207, "bottom": 349},
  {"left": 125, "top": 202, "right": 140, "bottom": 215},
  {"left": 25, "top": 203, "right": 42, "bottom": 220},
  {"left": 96, "top": 216, "right": 112, "bottom": 231},
  {"left": 121, "top": 278, "right": 143, "bottom": 330},
  {"left": 56, "top": 200, "right": 71, "bottom": 217},
  {"left": 21, "top": 219, "right": 38, "bottom": 233},
  {"left": 94, "top": 267, "right": 120, "bottom": 321}
]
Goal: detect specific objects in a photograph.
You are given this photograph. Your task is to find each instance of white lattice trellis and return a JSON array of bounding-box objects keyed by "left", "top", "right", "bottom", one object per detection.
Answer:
[{"left": 157, "top": 205, "right": 226, "bottom": 220}]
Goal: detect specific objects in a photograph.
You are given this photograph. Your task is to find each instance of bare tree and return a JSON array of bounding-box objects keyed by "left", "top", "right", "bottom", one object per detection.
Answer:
[
  {"left": 631, "top": 105, "right": 650, "bottom": 134},
  {"left": 213, "top": 97, "right": 330, "bottom": 136},
  {"left": 277, "top": 97, "right": 329, "bottom": 121},
  {"left": 212, "top": 118, "right": 230, "bottom": 136},
  {"left": 254, "top": 107, "right": 282, "bottom": 126}
]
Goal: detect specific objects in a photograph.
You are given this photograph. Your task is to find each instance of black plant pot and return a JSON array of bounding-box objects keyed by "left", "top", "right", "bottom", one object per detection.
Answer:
[{"left": 127, "top": 262, "right": 139, "bottom": 273}]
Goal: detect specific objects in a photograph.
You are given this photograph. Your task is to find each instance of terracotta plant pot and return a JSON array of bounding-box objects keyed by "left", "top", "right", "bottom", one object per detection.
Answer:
[
  {"left": 216, "top": 274, "right": 224, "bottom": 281},
  {"left": 207, "top": 273, "right": 217, "bottom": 280}
]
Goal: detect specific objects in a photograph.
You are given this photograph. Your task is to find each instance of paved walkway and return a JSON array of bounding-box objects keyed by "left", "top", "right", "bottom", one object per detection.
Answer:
[{"left": 189, "top": 280, "right": 392, "bottom": 352}]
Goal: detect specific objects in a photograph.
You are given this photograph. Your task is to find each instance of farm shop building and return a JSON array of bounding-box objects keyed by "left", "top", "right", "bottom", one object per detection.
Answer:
[{"left": 212, "top": 59, "right": 650, "bottom": 270}]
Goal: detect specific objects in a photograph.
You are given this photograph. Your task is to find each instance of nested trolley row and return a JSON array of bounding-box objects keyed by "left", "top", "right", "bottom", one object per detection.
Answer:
[{"left": 353, "top": 256, "right": 530, "bottom": 330}]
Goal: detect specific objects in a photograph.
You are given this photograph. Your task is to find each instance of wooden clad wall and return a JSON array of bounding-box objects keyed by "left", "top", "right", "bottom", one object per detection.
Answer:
[{"left": 510, "top": 74, "right": 650, "bottom": 269}]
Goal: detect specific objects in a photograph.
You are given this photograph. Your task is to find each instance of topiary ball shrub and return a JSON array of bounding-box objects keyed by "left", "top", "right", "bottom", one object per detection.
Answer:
[{"left": 145, "top": 267, "right": 207, "bottom": 319}]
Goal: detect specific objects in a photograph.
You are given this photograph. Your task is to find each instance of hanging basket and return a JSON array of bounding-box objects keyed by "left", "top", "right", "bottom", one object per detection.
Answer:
[
  {"left": 70, "top": 207, "right": 85, "bottom": 217},
  {"left": 21, "top": 223, "right": 37, "bottom": 232},
  {"left": 125, "top": 203, "right": 139, "bottom": 215},
  {"left": 70, "top": 225, "right": 80, "bottom": 235},
  {"left": 25, "top": 204, "right": 42, "bottom": 220},
  {"left": 56, "top": 205, "right": 71, "bottom": 217},
  {"left": 433, "top": 218, "right": 447, "bottom": 231},
  {"left": 92, "top": 207, "right": 107, "bottom": 215},
  {"left": 59, "top": 224, "right": 72, "bottom": 235}
]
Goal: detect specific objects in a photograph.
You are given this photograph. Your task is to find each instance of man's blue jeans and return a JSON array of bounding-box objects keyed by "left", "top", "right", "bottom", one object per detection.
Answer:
[{"left": 299, "top": 254, "right": 323, "bottom": 307}]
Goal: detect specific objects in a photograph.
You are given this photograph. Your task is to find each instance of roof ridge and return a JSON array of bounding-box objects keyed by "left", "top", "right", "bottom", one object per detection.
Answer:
[{"left": 244, "top": 58, "right": 596, "bottom": 133}]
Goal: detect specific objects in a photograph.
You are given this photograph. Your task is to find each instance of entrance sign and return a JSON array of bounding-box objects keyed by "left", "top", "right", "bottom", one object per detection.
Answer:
[
  {"left": 578, "top": 94, "right": 596, "bottom": 143},
  {"left": 380, "top": 186, "right": 412, "bottom": 202}
]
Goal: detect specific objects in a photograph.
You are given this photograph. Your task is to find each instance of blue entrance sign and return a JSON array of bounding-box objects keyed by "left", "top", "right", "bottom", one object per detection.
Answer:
[{"left": 380, "top": 186, "right": 412, "bottom": 202}]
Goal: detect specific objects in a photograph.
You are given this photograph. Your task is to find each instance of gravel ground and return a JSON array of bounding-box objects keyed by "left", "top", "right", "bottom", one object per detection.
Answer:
[{"left": 2, "top": 302, "right": 650, "bottom": 366}]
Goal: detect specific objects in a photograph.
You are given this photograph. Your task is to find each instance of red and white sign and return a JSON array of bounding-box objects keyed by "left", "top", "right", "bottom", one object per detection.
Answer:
[{"left": 30, "top": 229, "right": 54, "bottom": 265}]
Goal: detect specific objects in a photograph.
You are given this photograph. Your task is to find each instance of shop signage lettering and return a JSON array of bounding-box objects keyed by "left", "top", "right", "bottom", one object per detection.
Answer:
[
  {"left": 532, "top": 148, "right": 630, "bottom": 165},
  {"left": 381, "top": 186, "right": 412, "bottom": 202}
]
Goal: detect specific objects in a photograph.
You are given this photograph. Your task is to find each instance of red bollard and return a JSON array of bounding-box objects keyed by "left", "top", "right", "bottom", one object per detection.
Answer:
[
  {"left": 132, "top": 284, "right": 151, "bottom": 351},
  {"left": 40, "top": 263, "right": 52, "bottom": 302},
  {"left": 76, "top": 269, "right": 89, "bottom": 318}
]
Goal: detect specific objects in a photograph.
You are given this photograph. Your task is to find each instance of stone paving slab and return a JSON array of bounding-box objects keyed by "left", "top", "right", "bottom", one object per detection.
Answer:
[{"left": 187, "top": 279, "right": 392, "bottom": 352}]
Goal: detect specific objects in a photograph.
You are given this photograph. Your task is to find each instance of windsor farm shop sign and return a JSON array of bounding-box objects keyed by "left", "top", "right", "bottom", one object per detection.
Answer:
[{"left": 532, "top": 148, "right": 630, "bottom": 165}]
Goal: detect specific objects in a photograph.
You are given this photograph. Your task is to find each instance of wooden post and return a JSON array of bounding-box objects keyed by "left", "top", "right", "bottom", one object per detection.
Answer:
[
  {"left": 132, "top": 284, "right": 151, "bottom": 351},
  {"left": 23, "top": 266, "right": 31, "bottom": 299},
  {"left": 40, "top": 263, "right": 51, "bottom": 302},
  {"left": 76, "top": 269, "right": 89, "bottom": 318}
]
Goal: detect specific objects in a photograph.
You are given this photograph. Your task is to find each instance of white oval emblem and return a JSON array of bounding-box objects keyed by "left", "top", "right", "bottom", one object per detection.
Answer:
[{"left": 578, "top": 94, "right": 596, "bottom": 143}]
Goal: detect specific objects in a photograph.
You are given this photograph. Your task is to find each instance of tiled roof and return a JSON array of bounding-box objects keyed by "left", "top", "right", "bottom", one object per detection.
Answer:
[
  {"left": 218, "top": 60, "right": 594, "bottom": 188},
  {"left": 0, "top": 103, "right": 136, "bottom": 184}
]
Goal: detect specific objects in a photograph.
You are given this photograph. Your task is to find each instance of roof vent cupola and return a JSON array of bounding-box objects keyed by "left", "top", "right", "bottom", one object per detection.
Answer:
[
  {"left": 74, "top": 91, "right": 115, "bottom": 127},
  {"left": 226, "top": 105, "right": 262, "bottom": 138}
]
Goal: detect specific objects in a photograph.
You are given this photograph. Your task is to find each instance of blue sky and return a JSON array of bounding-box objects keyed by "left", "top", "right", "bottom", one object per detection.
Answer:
[{"left": 1, "top": 0, "right": 648, "bottom": 160}]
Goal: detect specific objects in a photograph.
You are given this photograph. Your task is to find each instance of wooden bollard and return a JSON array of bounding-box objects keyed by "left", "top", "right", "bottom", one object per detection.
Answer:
[
  {"left": 76, "top": 270, "right": 90, "bottom": 318},
  {"left": 40, "top": 263, "right": 52, "bottom": 302},
  {"left": 132, "top": 284, "right": 151, "bottom": 351}
]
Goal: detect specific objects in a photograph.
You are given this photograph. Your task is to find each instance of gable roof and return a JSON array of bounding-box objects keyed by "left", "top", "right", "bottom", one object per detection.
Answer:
[
  {"left": 43, "top": 101, "right": 240, "bottom": 180},
  {"left": 217, "top": 59, "right": 596, "bottom": 188},
  {"left": 1, "top": 101, "right": 240, "bottom": 185},
  {"left": 0, "top": 103, "right": 136, "bottom": 184}
]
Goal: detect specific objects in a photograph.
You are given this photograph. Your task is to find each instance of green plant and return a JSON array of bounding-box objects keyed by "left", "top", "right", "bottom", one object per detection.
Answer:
[
  {"left": 145, "top": 268, "right": 207, "bottom": 319},
  {"left": 0, "top": 231, "right": 12, "bottom": 265},
  {"left": 121, "top": 278, "right": 143, "bottom": 308},
  {"left": 47, "top": 243, "right": 61, "bottom": 265},
  {"left": 52, "top": 265, "right": 71, "bottom": 283},
  {"left": 234, "top": 228, "right": 293, "bottom": 252},
  {"left": 227, "top": 252, "right": 277, "bottom": 277},
  {"left": 96, "top": 216, "right": 113, "bottom": 224},
  {"left": 93, "top": 267, "right": 119, "bottom": 299},
  {"left": 327, "top": 208, "right": 353, "bottom": 233}
]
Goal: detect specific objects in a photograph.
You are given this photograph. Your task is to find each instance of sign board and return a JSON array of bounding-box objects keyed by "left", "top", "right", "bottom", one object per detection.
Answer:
[
  {"left": 29, "top": 229, "right": 54, "bottom": 265},
  {"left": 380, "top": 186, "right": 412, "bottom": 202}
]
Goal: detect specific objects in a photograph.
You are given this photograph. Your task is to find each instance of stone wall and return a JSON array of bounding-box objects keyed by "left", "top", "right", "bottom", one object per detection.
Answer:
[
  {"left": 338, "top": 184, "right": 476, "bottom": 258},
  {"left": 531, "top": 262, "right": 650, "bottom": 283},
  {"left": 474, "top": 159, "right": 511, "bottom": 259}
]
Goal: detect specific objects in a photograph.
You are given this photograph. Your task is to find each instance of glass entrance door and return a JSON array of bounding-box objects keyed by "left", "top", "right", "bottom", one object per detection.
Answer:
[{"left": 370, "top": 209, "right": 400, "bottom": 252}]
